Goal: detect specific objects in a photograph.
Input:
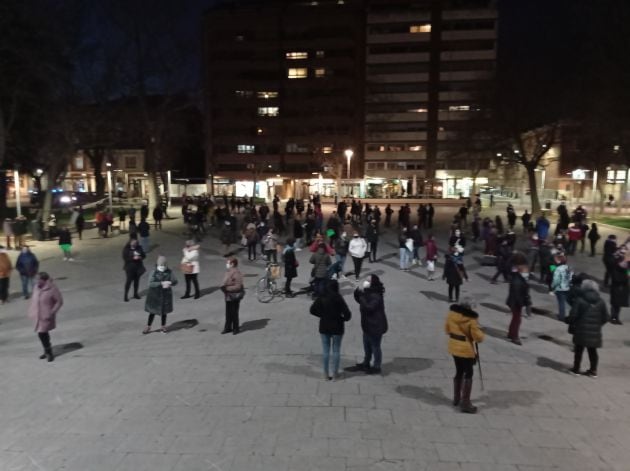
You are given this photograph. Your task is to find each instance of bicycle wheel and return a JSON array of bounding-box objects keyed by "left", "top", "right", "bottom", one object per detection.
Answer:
[{"left": 257, "top": 277, "right": 274, "bottom": 303}]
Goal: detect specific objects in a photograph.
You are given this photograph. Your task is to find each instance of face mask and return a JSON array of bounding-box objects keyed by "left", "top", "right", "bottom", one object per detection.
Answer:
[
  {"left": 455, "top": 231, "right": 461, "bottom": 237},
  {"left": 362, "top": 280, "right": 371, "bottom": 289},
  {"left": 157, "top": 265, "right": 166, "bottom": 272},
  {"left": 226, "top": 263, "right": 231, "bottom": 270},
  {"left": 521, "top": 272, "right": 530, "bottom": 280}
]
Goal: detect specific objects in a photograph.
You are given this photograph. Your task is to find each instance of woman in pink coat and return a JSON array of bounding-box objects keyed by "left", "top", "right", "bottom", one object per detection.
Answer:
[{"left": 28, "top": 272, "right": 63, "bottom": 362}]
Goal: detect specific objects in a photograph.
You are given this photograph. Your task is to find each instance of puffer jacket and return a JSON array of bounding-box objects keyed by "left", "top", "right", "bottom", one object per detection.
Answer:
[
  {"left": 506, "top": 272, "right": 530, "bottom": 309},
  {"left": 445, "top": 304, "right": 484, "bottom": 358},
  {"left": 310, "top": 250, "right": 331, "bottom": 279},
  {"left": 354, "top": 287, "right": 388, "bottom": 336},
  {"left": 567, "top": 286, "right": 609, "bottom": 348}
]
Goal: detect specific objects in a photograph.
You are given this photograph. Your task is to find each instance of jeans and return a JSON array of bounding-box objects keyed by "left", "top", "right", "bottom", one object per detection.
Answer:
[
  {"left": 399, "top": 248, "right": 411, "bottom": 269},
  {"left": 21, "top": 275, "right": 34, "bottom": 298},
  {"left": 265, "top": 250, "right": 277, "bottom": 263},
  {"left": 321, "top": 333, "right": 342, "bottom": 377},
  {"left": 140, "top": 237, "right": 150, "bottom": 254},
  {"left": 335, "top": 254, "right": 346, "bottom": 274},
  {"left": 508, "top": 306, "right": 522, "bottom": 340},
  {"left": 453, "top": 356, "right": 474, "bottom": 380},
  {"left": 247, "top": 243, "right": 257, "bottom": 260},
  {"left": 362, "top": 333, "right": 383, "bottom": 368},
  {"left": 555, "top": 291, "right": 568, "bottom": 321},
  {"left": 573, "top": 345, "right": 599, "bottom": 373}
]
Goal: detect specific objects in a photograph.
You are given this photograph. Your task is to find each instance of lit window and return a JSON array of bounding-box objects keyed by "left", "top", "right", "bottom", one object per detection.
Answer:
[
  {"left": 409, "top": 108, "right": 428, "bottom": 113},
  {"left": 287, "top": 68, "right": 308, "bottom": 79},
  {"left": 410, "top": 24, "right": 431, "bottom": 33},
  {"left": 322, "top": 146, "right": 333, "bottom": 154},
  {"left": 315, "top": 68, "right": 326, "bottom": 78},
  {"left": 258, "top": 107, "right": 279, "bottom": 117},
  {"left": 379, "top": 146, "right": 385, "bottom": 151},
  {"left": 237, "top": 145, "right": 255, "bottom": 154},
  {"left": 409, "top": 145, "right": 423, "bottom": 152},
  {"left": 256, "top": 127, "right": 264, "bottom": 135},
  {"left": 316, "top": 50, "right": 325, "bottom": 58},
  {"left": 74, "top": 156, "right": 84, "bottom": 170},
  {"left": 448, "top": 105, "right": 470, "bottom": 111},
  {"left": 235, "top": 90, "right": 253, "bottom": 98},
  {"left": 286, "top": 52, "right": 308, "bottom": 60},
  {"left": 257, "top": 91, "right": 278, "bottom": 99}
]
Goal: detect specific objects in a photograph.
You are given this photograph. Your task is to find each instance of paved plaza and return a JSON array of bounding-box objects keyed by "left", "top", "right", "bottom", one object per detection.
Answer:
[{"left": 0, "top": 205, "right": 629, "bottom": 471}]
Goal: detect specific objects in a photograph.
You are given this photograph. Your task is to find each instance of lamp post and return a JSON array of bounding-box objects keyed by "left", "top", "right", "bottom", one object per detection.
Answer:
[
  {"left": 591, "top": 169, "right": 598, "bottom": 217},
  {"left": 344, "top": 149, "right": 353, "bottom": 180},
  {"left": 13, "top": 170, "right": 21, "bottom": 217},
  {"left": 166, "top": 170, "right": 172, "bottom": 207},
  {"left": 106, "top": 162, "right": 113, "bottom": 213}
]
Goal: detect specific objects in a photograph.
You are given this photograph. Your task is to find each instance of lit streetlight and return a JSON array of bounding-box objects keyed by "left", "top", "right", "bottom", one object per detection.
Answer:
[
  {"left": 106, "top": 162, "right": 113, "bottom": 213},
  {"left": 14, "top": 170, "right": 21, "bottom": 217},
  {"left": 344, "top": 149, "right": 353, "bottom": 180}
]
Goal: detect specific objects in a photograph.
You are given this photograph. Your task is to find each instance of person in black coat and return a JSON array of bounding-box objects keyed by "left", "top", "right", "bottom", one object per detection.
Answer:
[
  {"left": 490, "top": 239, "right": 512, "bottom": 284},
  {"left": 609, "top": 252, "right": 628, "bottom": 325},
  {"left": 353, "top": 274, "right": 388, "bottom": 374},
  {"left": 602, "top": 235, "right": 617, "bottom": 286},
  {"left": 366, "top": 220, "right": 379, "bottom": 262},
  {"left": 587, "top": 223, "right": 600, "bottom": 257},
  {"left": 310, "top": 280, "right": 352, "bottom": 380},
  {"left": 567, "top": 279, "right": 609, "bottom": 377},
  {"left": 283, "top": 239, "right": 298, "bottom": 297},
  {"left": 443, "top": 253, "right": 465, "bottom": 303},
  {"left": 122, "top": 238, "right": 147, "bottom": 302},
  {"left": 505, "top": 257, "right": 531, "bottom": 345}
]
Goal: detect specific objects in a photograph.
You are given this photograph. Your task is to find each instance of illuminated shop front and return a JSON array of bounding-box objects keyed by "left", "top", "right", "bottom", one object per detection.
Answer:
[{"left": 435, "top": 170, "right": 488, "bottom": 198}]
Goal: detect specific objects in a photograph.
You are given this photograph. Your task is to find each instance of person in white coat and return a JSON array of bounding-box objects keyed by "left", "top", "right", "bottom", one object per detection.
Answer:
[
  {"left": 348, "top": 232, "right": 368, "bottom": 281},
  {"left": 180, "top": 240, "right": 200, "bottom": 299}
]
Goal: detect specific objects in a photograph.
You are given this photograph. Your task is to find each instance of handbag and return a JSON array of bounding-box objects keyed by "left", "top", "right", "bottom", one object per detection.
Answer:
[
  {"left": 241, "top": 235, "right": 247, "bottom": 246},
  {"left": 180, "top": 263, "right": 194, "bottom": 274},
  {"left": 426, "top": 260, "right": 435, "bottom": 271},
  {"left": 226, "top": 288, "right": 245, "bottom": 301}
]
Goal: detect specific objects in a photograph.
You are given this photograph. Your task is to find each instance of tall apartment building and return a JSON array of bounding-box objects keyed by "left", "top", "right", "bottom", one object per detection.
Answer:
[
  {"left": 364, "top": 0, "right": 497, "bottom": 197},
  {"left": 203, "top": 0, "right": 365, "bottom": 199}
]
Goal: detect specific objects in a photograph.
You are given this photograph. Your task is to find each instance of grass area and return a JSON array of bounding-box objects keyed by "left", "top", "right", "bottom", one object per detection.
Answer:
[{"left": 596, "top": 216, "right": 630, "bottom": 229}]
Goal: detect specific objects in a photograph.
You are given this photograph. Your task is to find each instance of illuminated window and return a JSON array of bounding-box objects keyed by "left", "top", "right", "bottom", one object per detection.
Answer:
[
  {"left": 74, "top": 156, "right": 84, "bottom": 170},
  {"left": 288, "top": 68, "right": 308, "bottom": 79},
  {"left": 315, "top": 68, "right": 327, "bottom": 78},
  {"left": 448, "top": 105, "right": 470, "bottom": 111},
  {"left": 237, "top": 145, "right": 255, "bottom": 154},
  {"left": 256, "top": 127, "right": 264, "bottom": 135},
  {"left": 258, "top": 107, "right": 279, "bottom": 117},
  {"left": 257, "top": 91, "right": 278, "bottom": 99},
  {"left": 235, "top": 90, "right": 253, "bottom": 98},
  {"left": 410, "top": 24, "right": 431, "bottom": 33},
  {"left": 322, "top": 146, "right": 333, "bottom": 154},
  {"left": 286, "top": 51, "right": 308, "bottom": 60},
  {"left": 409, "top": 108, "right": 428, "bottom": 113},
  {"left": 316, "top": 50, "right": 325, "bottom": 58},
  {"left": 409, "top": 145, "right": 423, "bottom": 152}
]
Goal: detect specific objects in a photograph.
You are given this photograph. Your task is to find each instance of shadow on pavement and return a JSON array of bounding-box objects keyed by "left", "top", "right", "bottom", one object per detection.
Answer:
[
  {"left": 531, "top": 306, "right": 557, "bottom": 320},
  {"left": 395, "top": 385, "right": 448, "bottom": 406},
  {"left": 537, "top": 356, "right": 569, "bottom": 373},
  {"left": 419, "top": 290, "right": 451, "bottom": 302},
  {"left": 240, "top": 318, "right": 270, "bottom": 332},
  {"left": 198, "top": 286, "right": 221, "bottom": 297},
  {"left": 477, "top": 389, "right": 544, "bottom": 409},
  {"left": 536, "top": 334, "right": 573, "bottom": 349},
  {"left": 344, "top": 357, "right": 433, "bottom": 378},
  {"left": 167, "top": 319, "right": 199, "bottom": 332},
  {"left": 52, "top": 342, "right": 84, "bottom": 357},
  {"left": 480, "top": 302, "right": 511, "bottom": 314}
]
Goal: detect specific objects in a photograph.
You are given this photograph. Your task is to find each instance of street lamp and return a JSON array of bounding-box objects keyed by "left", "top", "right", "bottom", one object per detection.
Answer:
[
  {"left": 106, "top": 162, "right": 113, "bottom": 213},
  {"left": 13, "top": 170, "right": 21, "bottom": 217},
  {"left": 344, "top": 149, "right": 353, "bottom": 180}
]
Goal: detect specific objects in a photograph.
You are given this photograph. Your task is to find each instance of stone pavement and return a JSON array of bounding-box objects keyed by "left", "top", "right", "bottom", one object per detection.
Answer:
[{"left": 0, "top": 206, "right": 629, "bottom": 471}]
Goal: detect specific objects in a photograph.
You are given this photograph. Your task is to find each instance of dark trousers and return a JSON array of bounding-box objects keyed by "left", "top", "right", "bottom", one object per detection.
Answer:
[
  {"left": 369, "top": 241, "right": 378, "bottom": 262},
  {"left": 265, "top": 250, "right": 277, "bottom": 263},
  {"left": 491, "top": 267, "right": 510, "bottom": 282},
  {"left": 38, "top": 332, "right": 52, "bottom": 352},
  {"left": 362, "top": 333, "right": 383, "bottom": 368},
  {"left": 508, "top": 306, "right": 522, "bottom": 340},
  {"left": 574, "top": 345, "right": 598, "bottom": 372},
  {"left": 453, "top": 355, "right": 474, "bottom": 380},
  {"left": 0, "top": 277, "right": 9, "bottom": 301},
  {"left": 248, "top": 243, "right": 257, "bottom": 260},
  {"left": 147, "top": 313, "right": 167, "bottom": 326},
  {"left": 285, "top": 276, "right": 294, "bottom": 293},
  {"left": 448, "top": 284, "right": 460, "bottom": 302},
  {"left": 604, "top": 261, "right": 613, "bottom": 286},
  {"left": 224, "top": 300, "right": 240, "bottom": 332},
  {"left": 124, "top": 274, "right": 140, "bottom": 298},
  {"left": 184, "top": 274, "right": 200, "bottom": 297},
  {"left": 589, "top": 240, "right": 596, "bottom": 256},
  {"left": 352, "top": 256, "right": 363, "bottom": 279},
  {"left": 611, "top": 304, "right": 621, "bottom": 321}
]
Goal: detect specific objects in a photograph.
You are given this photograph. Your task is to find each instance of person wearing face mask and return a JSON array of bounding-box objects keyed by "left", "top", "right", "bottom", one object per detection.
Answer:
[
  {"left": 143, "top": 255, "right": 178, "bottom": 334},
  {"left": 15, "top": 246, "right": 39, "bottom": 299},
  {"left": 122, "top": 238, "right": 147, "bottom": 302},
  {"left": 505, "top": 253, "right": 531, "bottom": 345},
  {"left": 353, "top": 274, "right": 388, "bottom": 375},
  {"left": 348, "top": 232, "right": 368, "bottom": 281},
  {"left": 221, "top": 257, "right": 244, "bottom": 334},
  {"left": 28, "top": 272, "right": 63, "bottom": 362}
]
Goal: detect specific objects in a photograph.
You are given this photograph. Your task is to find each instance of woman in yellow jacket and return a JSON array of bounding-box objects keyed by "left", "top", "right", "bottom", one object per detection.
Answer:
[{"left": 445, "top": 298, "right": 485, "bottom": 413}]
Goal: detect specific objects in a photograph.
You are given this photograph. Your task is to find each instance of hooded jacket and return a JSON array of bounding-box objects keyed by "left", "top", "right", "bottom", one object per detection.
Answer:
[
  {"left": 567, "top": 286, "right": 609, "bottom": 348},
  {"left": 444, "top": 304, "right": 484, "bottom": 358},
  {"left": 353, "top": 287, "right": 388, "bottom": 336},
  {"left": 310, "top": 282, "right": 352, "bottom": 335}
]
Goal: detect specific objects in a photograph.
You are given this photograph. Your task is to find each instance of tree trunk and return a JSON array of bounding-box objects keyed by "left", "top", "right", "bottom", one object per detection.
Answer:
[
  {"left": 86, "top": 149, "right": 106, "bottom": 198},
  {"left": 526, "top": 165, "right": 541, "bottom": 215},
  {"left": 146, "top": 171, "right": 160, "bottom": 215}
]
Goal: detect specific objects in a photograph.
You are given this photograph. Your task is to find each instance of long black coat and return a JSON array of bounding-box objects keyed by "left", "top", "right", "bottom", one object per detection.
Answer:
[
  {"left": 122, "top": 243, "right": 146, "bottom": 277},
  {"left": 442, "top": 256, "right": 463, "bottom": 286},
  {"left": 568, "top": 287, "right": 609, "bottom": 348},
  {"left": 283, "top": 248, "right": 298, "bottom": 279},
  {"left": 354, "top": 288, "right": 388, "bottom": 336},
  {"left": 610, "top": 263, "right": 629, "bottom": 307},
  {"left": 506, "top": 272, "right": 530, "bottom": 309}
]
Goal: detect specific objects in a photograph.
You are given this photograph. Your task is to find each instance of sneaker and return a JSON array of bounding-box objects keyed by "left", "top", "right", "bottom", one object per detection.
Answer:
[
  {"left": 63, "top": 257, "right": 68, "bottom": 261},
  {"left": 583, "top": 370, "right": 598, "bottom": 378},
  {"left": 567, "top": 368, "right": 581, "bottom": 376},
  {"left": 68, "top": 258, "right": 74, "bottom": 262}
]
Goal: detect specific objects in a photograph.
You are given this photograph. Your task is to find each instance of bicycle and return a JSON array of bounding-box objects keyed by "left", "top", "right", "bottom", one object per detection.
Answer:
[{"left": 256, "top": 262, "right": 284, "bottom": 303}]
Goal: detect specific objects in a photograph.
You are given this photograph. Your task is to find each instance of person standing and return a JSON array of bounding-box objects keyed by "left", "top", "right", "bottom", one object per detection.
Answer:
[
  {"left": 384, "top": 204, "right": 393, "bottom": 227},
  {"left": 398, "top": 228, "right": 412, "bottom": 271},
  {"left": 58, "top": 226, "right": 74, "bottom": 261},
  {"left": 427, "top": 203, "right": 435, "bottom": 229},
  {"left": 221, "top": 257, "right": 244, "bottom": 334},
  {"left": 587, "top": 223, "right": 600, "bottom": 257},
  {"left": 13, "top": 215, "right": 27, "bottom": 248},
  {"left": 75, "top": 208, "right": 85, "bottom": 240},
  {"left": 283, "top": 238, "right": 298, "bottom": 297},
  {"left": 180, "top": 240, "right": 200, "bottom": 299},
  {"left": 118, "top": 207, "right": 128, "bottom": 231},
  {"left": 143, "top": 255, "right": 177, "bottom": 334},
  {"left": 153, "top": 206, "right": 163, "bottom": 230},
  {"left": 28, "top": 272, "right": 63, "bottom": 362},
  {"left": 551, "top": 254, "right": 572, "bottom": 321},
  {"left": 3, "top": 218, "right": 14, "bottom": 249},
  {"left": 409, "top": 224, "right": 423, "bottom": 265},
  {"left": 244, "top": 222, "right": 259, "bottom": 261},
  {"left": 0, "top": 248, "right": 12, "bottom": 304},
  {"left": 443, "top": 251, "right": 465, "bottom": 303},
  {"left": 506, "top": 257, "right": 531, "bottom": 345},
  {"left": 122, "top": 238, "right": 146, "bottom": 302},
  {"left": 263, "top": 228, "right": 279, "bottom": 263},
  {"left": 567, "top": 279, "right": 609, "bottom": 377},
  {"left": 602, "top": 235, "right": 617, "bottom": 287},
  {"left": 137, "top": 217, "right": 150, "bottom": 254},
  {"left": 140, "top": 204, "right": 149, "bottom": 221},
  {"left": 348, "top": 232, "right": 367, "bottom": 281},
  {"left": 424, "top": 234, "right": 438, "bottom": 280},
  {"left": 609, "top": 251, "right": 628, "bottom": 325},
  {"left": 334, "top": 232, "right": 349, "bottom": 276},
  {"left": 310, "top": 243, "right": 332, "bottom": 297},
  {"left": 444, "top": 298, "right": 484, "bottom": 413},
  {"left": 366, "top": 220, "right": 379, "bottom": 263},
  {"left": 16, "top": 246, "right": 39, "bottom": 299},
  {"left": 310, "top": 280, "right": 352, "bottom": 380},
  {"left": 354, "top": 274, "right": 388, "bottom": 375}
]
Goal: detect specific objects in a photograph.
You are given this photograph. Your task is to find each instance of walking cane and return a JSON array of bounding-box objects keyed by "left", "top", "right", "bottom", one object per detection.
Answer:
[{"left": 475, "top": 342, "right": 484, "bottom": 391}]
